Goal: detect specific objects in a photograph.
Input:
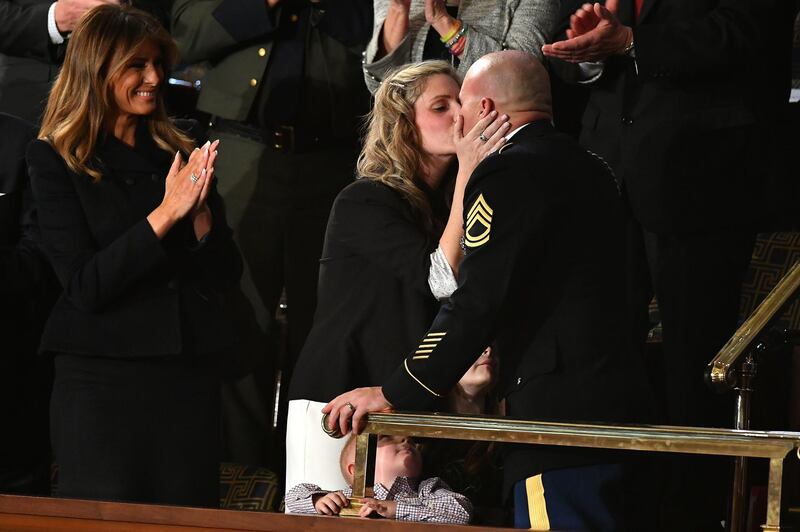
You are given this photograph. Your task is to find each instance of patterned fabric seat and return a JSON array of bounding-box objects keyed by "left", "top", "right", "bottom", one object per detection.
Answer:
[
  {"left": 51, "top": 462, "right": 282, "bottom": 512},
  {"left": 218, "top": 462, "right": 281, "bottom": 511},
  {"left": 646, "top": 232, "right": 800, "bottom": 344},
  {"left": 739, "top": 232, "right": 800, "bottom": 328}
]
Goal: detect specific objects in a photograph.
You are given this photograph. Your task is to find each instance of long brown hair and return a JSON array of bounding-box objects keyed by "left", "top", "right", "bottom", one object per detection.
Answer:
[
  {"left": 356, "top": 61, "right": 459, "bottom": 232},
  {"left": 39, "top": 4, "right": 193, "bottom": 181}
]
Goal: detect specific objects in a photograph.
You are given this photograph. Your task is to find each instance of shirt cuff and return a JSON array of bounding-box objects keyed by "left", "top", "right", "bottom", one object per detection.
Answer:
[
  {"left": 428, "top": 246, "right": 458, "bottom": 301},
  {"left": 47, "top": 2, "right": 65, "bottom": 45},
  {"left": 577, "top": 61, "right": 604, "bottom": 84}
]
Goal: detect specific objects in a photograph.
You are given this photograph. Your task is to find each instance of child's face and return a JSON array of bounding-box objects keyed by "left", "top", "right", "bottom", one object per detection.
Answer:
[{"left": 374, "top": 435, "right": 422, "bottom": 485}]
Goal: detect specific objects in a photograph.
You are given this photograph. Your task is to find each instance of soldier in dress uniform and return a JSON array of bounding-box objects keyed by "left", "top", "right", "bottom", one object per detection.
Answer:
[{"left": 323, "top": 50, "right": 653, "bottom": 530}]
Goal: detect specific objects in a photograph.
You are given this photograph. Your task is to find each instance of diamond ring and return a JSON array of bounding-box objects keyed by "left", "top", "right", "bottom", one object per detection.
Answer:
[
  {"left": 345, "top": 401, "right": 356, "bottom": 413},
  {"left": 190, "top": 172, "right": 199, "bottom": 184},
  {"left": 479, "top": 133, "right": 489, "bottom": 142}
]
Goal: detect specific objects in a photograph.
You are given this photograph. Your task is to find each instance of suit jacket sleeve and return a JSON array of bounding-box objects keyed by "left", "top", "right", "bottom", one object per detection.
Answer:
[
  {"left": 330, "top": 181, "right": 435, "bottom": 298},
  {"left": 633, "top": 0, "right": 773, "bottom": 79},
  {"left": 0, "top": 0, "right": 60, "bottom": 63},
  {"left": 27, "top": 140, "right": 170, "bottom": 312},
  {"left": 178, "top": 179, "right": 243, "bottom": 292},
  {"left": 382, "top": 154, "right": 551, "bottom": 409}
]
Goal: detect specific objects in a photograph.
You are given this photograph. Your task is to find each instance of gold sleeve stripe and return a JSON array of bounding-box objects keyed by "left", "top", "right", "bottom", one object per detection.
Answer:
[
  {"left": 466, "top": 205, "right": 493, "bottom": 229},
  {"left": 465, "top": 233, "right": 491, "bottom": 248},
  {"left": 415, "top": 349, "right": 433, "bottom": 354},
  {"left": 467, "top": 193, "right": 493, "bottom": 220},
  {"left": 418, "top": 343, "right": 438, "bottom": 349},
  {"left": 412, "top": 355, "right": 429, "bottom": 360},
  {"left": 466, "top": 220, "right": 491, "bottom": 242},
  {"left": 404, "top": 359, "right": 441, "bottom": 397},
  {"left": 422, "top": 337, "right": 443, "bottom": 343},
  {"left": 426, "top": 332, "right": 447, "bottom": 337},
  {"left": 526, "top": 475, "right": 551, "bottom": 530}
]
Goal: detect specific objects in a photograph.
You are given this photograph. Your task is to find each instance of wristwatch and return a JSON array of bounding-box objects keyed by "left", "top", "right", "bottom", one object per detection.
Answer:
[{"left": 621, "top": 34, "right": 635, "bottom": 58}]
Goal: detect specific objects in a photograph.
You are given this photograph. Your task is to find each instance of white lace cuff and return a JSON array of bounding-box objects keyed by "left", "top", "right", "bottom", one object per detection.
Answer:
[{"left": 428, "top": 246, "right": 458, "bottom": 301}]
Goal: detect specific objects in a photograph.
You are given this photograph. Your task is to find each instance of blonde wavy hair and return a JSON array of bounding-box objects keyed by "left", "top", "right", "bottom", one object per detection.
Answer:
[
  {"left": 39, "top": 4, "right": 193, "bottom": 182},
  {"left": 357, "top": 60, "right": 459, "bottom": 231}
]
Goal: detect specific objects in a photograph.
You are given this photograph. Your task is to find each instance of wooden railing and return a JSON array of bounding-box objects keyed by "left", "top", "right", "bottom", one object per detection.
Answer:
[
  {"left": 0, "top": 494, "right": 488, "bottom": 531},
  {"left": 350, "top": 412, "right": 800, "bottom": 531}
]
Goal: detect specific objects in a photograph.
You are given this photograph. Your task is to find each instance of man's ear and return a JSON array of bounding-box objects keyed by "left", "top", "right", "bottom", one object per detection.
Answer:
[
  {"left": 347, "top": 462, "right": 355, "bottom": 481},
  {"left": 479, "top": 97, "right": 496, "bottom": 116}
]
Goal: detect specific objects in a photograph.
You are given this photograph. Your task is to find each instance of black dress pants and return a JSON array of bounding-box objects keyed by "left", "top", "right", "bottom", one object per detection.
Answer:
[
  {"left": 627, "top": 218, "right": 755, "bottom": 531},
  {"left": 51, "top": 354, "right": 221, "bottom": 507}
]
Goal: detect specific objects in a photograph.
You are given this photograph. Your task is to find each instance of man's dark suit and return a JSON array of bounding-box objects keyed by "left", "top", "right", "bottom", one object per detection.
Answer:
[
  {"left": 577, "top": 1, "right": 796, "bottom": 528},
  {"left": 0, "top": 0, "right": 65, "bottom": 123},
  {"left": 0, "top": 113, "right": 56, "bottom": 495},
  {"left": 383, "top": 121, "right": 651, "bottom": 494},
  {"left": 0, "top": 1, "right": 172, "bottom": 124},
  {"left": 582, "top": 0, "right": 793, "bottom": 235}
]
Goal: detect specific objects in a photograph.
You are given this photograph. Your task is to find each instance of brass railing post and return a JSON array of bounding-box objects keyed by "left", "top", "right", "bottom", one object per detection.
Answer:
[
  {"left": 762, "top": 457, "right": 785, "bottom": 531},
  {"left": 352, "top": 432, "right": 371, "bottom": 498},
  {"left": 730, "top": 352, "right": 758, "bottom": 532}
]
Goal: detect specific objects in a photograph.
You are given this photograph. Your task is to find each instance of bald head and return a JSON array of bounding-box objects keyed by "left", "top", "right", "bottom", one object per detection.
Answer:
[{"left": 460, "top": 51, "right": 552, "bottom": 132}]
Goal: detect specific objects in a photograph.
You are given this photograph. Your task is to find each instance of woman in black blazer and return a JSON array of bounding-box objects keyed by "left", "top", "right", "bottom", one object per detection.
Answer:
[
  {"left": 284, "top": 61, "right": 507, "bottom": 492},
  {"left": 26, "top": 5, "right": 242, "bottom": 507}
]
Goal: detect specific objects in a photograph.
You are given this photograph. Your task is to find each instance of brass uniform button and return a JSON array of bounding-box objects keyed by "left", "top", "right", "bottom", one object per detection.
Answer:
[
  {"left": 290, "top": 13, "right": 298, "bottom": 22},
  {"left": 250, "top": 78, "right": 258, "bottom": 87},
  {"left": 258, "top": 47, "right": 267, "bottom": 57}
]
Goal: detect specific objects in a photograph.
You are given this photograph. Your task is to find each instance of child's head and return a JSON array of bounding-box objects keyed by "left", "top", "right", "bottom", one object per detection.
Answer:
[{"left": 340, "top": 434, "right": 423, "bottom": 487}]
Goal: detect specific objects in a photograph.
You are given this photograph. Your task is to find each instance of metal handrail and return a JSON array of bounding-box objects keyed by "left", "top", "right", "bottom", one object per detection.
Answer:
[
  {"left": 706, "top": 260, "right": 800, "bottom": 532},
  {"left": 349, "top": 412, "right": 800, "bottom": 531},
  {"left": 707, "top": 261, "right": 800, "bottom": 392}
]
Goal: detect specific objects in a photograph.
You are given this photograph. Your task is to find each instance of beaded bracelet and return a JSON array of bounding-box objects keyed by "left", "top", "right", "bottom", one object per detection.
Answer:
[
  {"left": 445, "top": 25, "right": 466, "bottom": 48},
  {"left": 449, "top": 38, "right": 466, "bottom": 56},
  {"left": 446, "top": 26, "right": 467, "bottom": 55}
]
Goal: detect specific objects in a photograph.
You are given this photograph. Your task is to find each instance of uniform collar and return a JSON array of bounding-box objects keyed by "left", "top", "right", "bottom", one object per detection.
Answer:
[{"left": 505, "top": 119, "right": 555, "bottom": 144}]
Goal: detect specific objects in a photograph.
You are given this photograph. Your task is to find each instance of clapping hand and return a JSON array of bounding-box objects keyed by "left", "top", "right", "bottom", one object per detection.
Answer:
[
  {"left": 541, "top": 1, "right": 632, "bottom": 63},
  {"left": 567, "top": 2, "right": 603, "bottom": 39},
  {"left": 147, "top": 140, "right": 218, "bottom": 240},
  {"left": 425, "top": 0, "right": 458, "bottom": 39},
  {"left": 382, "top": 0, "right": 412, "bottom": 55}
]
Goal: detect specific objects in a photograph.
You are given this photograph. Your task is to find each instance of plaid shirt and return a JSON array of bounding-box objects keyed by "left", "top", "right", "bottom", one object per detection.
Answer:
[{"left": 285, "top": 476, "right": 472, "bottom": 524}]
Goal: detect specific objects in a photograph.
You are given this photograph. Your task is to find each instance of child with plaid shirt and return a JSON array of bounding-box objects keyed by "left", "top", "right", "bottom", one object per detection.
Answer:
[{"left": 285, "top": 433, "right": 472, "bottom": 524}]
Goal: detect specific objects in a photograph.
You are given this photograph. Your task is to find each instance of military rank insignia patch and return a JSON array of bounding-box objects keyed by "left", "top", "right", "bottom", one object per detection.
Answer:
[
  {"left": 413, "top": 331, "right": 446, "bottom": 360},
  {"left": 465, "top": 194, "right": 493, "bottom": 248}
]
